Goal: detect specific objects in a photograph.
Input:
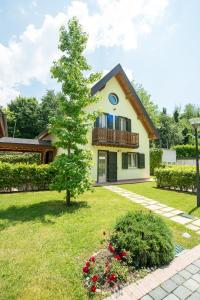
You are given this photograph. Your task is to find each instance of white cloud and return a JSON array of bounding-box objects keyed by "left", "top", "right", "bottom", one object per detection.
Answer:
[{"left": 0, "top": 0, "right": 168, "bottom": 106}]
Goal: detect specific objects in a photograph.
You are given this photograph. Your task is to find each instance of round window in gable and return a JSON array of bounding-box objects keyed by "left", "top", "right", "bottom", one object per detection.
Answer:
[{"left": 108, "top": 93, "right": 119, "bottom": 105}]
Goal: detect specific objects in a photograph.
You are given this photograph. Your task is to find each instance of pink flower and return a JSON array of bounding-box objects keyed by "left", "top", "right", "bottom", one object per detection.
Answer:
[
  {"left": 119, "top": 251, "right": 127, "bottom": 258},
  {"left": 83, "top": 266, "right": 89, "bottom": 273},
  {"left": 85, "top": 261, "right": 90, "bottom": 267},
  {"left": 89, "top": 256, "right": 95, "bottom": 262},
  {"left": 91, "top": 275, "right": 98, "bottom": 282},
  {"left": 90, "top": 285, "right": 97, "bottom": 292},
  {"left": 107, "top": 273, "right": 117, "bottom": 282},
  {"left": 114, "top": 255, "right": 121, "bottom": 261},
  {"left": 108, "top": 243, "right": 115, "bottom": 253}
]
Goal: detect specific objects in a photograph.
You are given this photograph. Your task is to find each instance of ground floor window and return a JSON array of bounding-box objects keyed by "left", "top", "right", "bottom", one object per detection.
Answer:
[{"left": 128, "top": 152, "right": 137, "bottom": 168}]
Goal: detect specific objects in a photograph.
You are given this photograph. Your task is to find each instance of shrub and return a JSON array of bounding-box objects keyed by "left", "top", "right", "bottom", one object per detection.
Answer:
[
  {"left": 155, "top": 165, "right": 196, "bottom": 192},
  {"left": 110, "top": 211, "right": 174, "bottom": 268},
  {"left": 150, "top": 148, "right": 163, "bottom": 175},
  {"left": 173, "top": 144, "right": 196, "bottom": 159},
  {"left": 0, "top": 153, "right": 40, "bottom": 164},
  {"left": 0, "top": 162, "right": 55, "bottom": 192}
]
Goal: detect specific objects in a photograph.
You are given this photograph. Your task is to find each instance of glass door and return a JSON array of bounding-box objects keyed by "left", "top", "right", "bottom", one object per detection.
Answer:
[{"left": 98, "top": 151, "right": 107, "bottom": 183}]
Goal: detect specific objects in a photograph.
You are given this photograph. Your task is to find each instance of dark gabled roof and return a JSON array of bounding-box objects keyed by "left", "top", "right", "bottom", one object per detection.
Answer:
[
  {"left": 91, "top": 64, "right": 159, "bottom": 140},
  {"left": 0, "top": 137, "right": 52, "bottom": 147}
]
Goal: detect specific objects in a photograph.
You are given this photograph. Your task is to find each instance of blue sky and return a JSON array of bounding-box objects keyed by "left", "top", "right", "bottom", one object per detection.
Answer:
[{"left": 0, "top": 0, "right": 199, "bottom": 113}]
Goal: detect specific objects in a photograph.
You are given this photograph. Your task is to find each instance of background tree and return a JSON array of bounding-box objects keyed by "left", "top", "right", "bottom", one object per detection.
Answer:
[
  {"left": 6, "top": 96, "right": 40, "bottom": 138},
  {"left": 133, "top": 82, "right": 160, "bottom": 127},
  {"left": 38, "top": 90, "right": 58, "bottom": 133},
  {"left": 49, "top": 17, "right": 101, "bottom": 206}
]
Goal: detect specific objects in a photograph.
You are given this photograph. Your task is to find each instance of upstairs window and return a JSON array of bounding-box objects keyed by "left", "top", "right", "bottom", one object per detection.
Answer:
[{"left": 108, "top": 93, "right": 119, "bottom": 105}]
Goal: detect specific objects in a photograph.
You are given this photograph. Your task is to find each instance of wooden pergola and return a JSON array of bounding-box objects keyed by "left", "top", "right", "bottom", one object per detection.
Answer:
[{"left": 0, "top": 137, "right": 56, "bottom": 163}]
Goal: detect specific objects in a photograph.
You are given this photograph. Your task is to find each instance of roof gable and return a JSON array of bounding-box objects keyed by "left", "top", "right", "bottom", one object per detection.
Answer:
[{"left": 91, "top": 64, "right": 159, "bottom": 140}]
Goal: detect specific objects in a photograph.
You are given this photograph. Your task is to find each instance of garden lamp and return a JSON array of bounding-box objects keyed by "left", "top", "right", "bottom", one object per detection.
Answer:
[{"left": 189, "top": 118, "right": 200, "bottom": 207}]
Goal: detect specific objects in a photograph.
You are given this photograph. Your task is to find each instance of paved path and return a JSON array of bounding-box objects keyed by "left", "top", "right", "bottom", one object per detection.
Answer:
[
  {"left": 106, "top": 244, "right": 200, "bottom": 300},
  {"left": 105, "top": 186, "right": 200, "bottom": 233}
]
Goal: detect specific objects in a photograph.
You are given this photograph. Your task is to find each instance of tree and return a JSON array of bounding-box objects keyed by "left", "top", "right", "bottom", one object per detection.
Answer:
[
  {"left": 49, "top": 17, "right": 101, "bottom": 206},
  {"left": 6, "top": 96, "right": 40, "bottom": 138},
  {"left": 38, "top": 90, "right": 58, "bottom": 133},
  {"left": 133, "top": 82, "right": 160, "bottom": 127}
]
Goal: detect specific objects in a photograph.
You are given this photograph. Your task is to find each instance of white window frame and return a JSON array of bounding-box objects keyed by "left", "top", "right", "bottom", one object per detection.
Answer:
[{"left": 128, "top": 152, "right": 138, "bottom": 168}]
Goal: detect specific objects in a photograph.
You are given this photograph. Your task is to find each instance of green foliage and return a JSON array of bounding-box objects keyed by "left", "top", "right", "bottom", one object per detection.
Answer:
[
  {"left": 132, "top": 81, "right": 160, "bottom": 127},
  {"left": 155, "top": 166, "right": 196, "bottom": 192},
  {"left": 110, "top": 211, "right": 174, "bottom": 268},
  {"left": 150, "top": 148, "right": 163, "bottom": 175},
  {"left": 0, "top": 162, "right": 55, "bottom": 192},
  {"left": 6, "top": 96, "right": 40, "bottom": 138},
  {"left": 173, "top": 144, "right": 197, "bottom": 159},
  {"left": 0, "top": 153, "right": 40, "bottom": 164},
  {"left": 49, "top": 17, "right": 101, "bottom": 204}
]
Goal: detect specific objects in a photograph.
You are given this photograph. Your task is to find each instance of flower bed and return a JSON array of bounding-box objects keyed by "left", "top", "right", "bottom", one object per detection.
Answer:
[{"left": 82, "top": 241, "right": 151, "bottom": 296}]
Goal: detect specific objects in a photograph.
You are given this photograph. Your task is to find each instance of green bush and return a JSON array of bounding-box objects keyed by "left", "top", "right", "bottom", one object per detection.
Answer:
[
  {"left": 0, "top": 153, "right": 40, "bottom": 164},
  {"left": 173, "top": 144, "right": 196, "bottom": 159},
  {"left": 0, "top": 162, "right": 55, "bottom": 192},
  {"left": 150, "top": 148, "right": 163, "bottom": 175},
  {"left": 155, "top": 165, "right": 196, "bottom": 192},
  {"left": 110, "top": 211, "right": 174, "bottom": 268}
]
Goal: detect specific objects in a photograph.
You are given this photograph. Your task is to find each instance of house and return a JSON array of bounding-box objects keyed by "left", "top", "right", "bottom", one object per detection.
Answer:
[{"left": 39, "top": 64, "right": 158, "bottom": 183}]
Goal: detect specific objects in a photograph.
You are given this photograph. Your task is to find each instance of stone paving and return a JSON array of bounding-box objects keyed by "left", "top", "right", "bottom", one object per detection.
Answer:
[
  {"left": 105, "top": 244, "right": 200, "bottom": 300},
  {"left": 105, "top": 185, "right": 200, "bottom": 234}
]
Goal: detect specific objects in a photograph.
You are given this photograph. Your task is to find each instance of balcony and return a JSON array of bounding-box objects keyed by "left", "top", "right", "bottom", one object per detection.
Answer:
[{"left": 92, "top": 128, "right": 139, "bottom": 148}]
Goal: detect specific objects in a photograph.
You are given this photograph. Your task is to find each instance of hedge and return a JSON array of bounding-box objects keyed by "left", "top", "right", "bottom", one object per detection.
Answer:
[
  {"left": 154, "top": 165, "right": 197, "bottom": 192},
  {"left": 173, "top": 144, "right": 196, "bottom": 159},
  {"left": 0, "top": 153, "right": 40, "bottom": 164},
  {"left": 0, "top": 162, "right": 55, "bottom": 192},
  {"left": 150, "top": 148, "right": 163, "bottom": 175}
]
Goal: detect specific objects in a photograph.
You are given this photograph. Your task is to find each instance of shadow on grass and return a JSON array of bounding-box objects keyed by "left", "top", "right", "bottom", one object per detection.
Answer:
[
  {"left": 188, "top": 206, "right": 199, "bottom": 215},
  {"left": 0, "top": 200, "right": 90, "bottom": 231},
  {"left": 153, "top": 186, "right": 196, "bottom": 196}
]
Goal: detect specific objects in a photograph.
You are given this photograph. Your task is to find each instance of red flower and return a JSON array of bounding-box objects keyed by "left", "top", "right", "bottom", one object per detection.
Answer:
[
  {"left": 89, "top": 256, "right": 95, "bottom": 262},
  {"left": 91, "top": 275, "right": 98, "bottom": 282},
  {"left": 90, "top": 285, "right": 97, "bottom": 293},
  {"left": 114, "top": 254, "right": 121, "bottom": 261},
  {"left": 107, "top": 273, "right": 117, "bottom": 282},
  {"left": 108, "top": 243, "right": 115, "bottom": 253},
  {"left": 83, "top": 266, "right": 89, "bottom": 273},
  {"left": 85, "top": 261, "right": 90, "bottom": 267},
  {"left": 119, "top": 251, "right": 127, "bottom": 258}
]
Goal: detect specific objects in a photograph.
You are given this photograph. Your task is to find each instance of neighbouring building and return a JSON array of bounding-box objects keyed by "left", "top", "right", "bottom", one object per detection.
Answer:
[{"left": 39, "top": 64, "right": 159, "bottom": 183}]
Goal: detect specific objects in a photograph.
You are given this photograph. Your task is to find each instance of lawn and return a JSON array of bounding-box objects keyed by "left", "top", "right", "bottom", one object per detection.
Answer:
[
  {"left": 0, "top": 187, "right": 200, "bottom": 300},
  {"left": 121, "top": 181, "right": 200, "bottom": 218}
]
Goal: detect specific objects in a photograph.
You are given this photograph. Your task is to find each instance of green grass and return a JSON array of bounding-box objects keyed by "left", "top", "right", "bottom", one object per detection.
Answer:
[
  {"left": 121, "top": 181, "right": 200, "bottom": 218},
  {"left": 0, "top": 188, "right": 200, "bottom": 300}
]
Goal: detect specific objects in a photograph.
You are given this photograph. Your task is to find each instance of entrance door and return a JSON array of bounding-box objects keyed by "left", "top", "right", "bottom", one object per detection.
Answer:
[
  {"left": 107, "top": 152, "right": 117, "bottom": 182},
  {"left": 98, "top": 151, "right": 107, "bottom": 183}
]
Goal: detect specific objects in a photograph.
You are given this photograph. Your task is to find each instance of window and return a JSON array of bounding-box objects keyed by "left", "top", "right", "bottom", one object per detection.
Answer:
[
  {"left": 108, "top": 93, "right": 119, "bottom": 105},
  {"left": 128, "top": 153, "right": 137, "bottom": 168},
  {"left": 119, "top": 117, "right": 127, "bottom": 131},
  {"left": 99, "top": 113, "right": 107, "bottom": 128}
]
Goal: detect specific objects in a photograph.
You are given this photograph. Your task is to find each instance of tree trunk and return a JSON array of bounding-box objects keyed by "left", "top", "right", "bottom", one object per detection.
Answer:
[{"left": 66, "top": 189, "right": 71, "bottom": 206}]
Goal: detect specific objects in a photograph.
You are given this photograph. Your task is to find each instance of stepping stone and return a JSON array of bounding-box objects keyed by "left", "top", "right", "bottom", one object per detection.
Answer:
[
  {"left": 171, "top": 216, "right": 192, "bottom": 224},
  {"left": 183, "top": 278, "right": 199, "bottom": 291},
  {"left": 160, "top": 207, "right": 174, "bottom": 212},
  {"left": 173, "top": 285, "right": 192, "bottom": 299},
  {"left": 149, "top": 286, "right": 168, "bottom": 300},
  {"left": 170, "top": 210, "right": 183, "bottom": 216},
  {"left": 146, "top": 204, "right": 163, "bottom": 211},
  {"left": 186, "top": 224, "right": 200, "bottom": 231},
  {"left": 163, "top": 212, "right": 175, "bottom": 218},
  {"left": 191, "top": 219, "right": 200, "bottom": 227},
  {"left": 161, "top": 279, "right": 177, "bottom": 293}
]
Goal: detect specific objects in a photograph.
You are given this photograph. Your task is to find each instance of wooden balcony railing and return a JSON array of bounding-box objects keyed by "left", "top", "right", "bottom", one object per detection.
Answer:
[{"left": 92, "top": 128, "right": 139, "bottom": 148}]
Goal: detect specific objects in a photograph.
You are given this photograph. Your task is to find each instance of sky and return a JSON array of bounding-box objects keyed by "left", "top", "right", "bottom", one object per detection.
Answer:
[{"left": 0, "top": 0, "right": 199, "bottom": 113}]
